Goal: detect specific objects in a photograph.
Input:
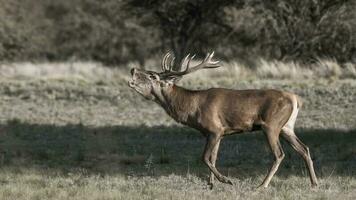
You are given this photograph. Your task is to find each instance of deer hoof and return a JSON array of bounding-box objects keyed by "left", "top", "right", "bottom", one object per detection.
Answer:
[
  {"left": 207, "top": 183, "right": 214, "bottom": 190},
  {"left": 256, "top": 184, "right": 267, "bottom": 190},
  {"left": 226, "top": 179, "right": 233, "bottom": 185},
  {"left": 256, "top": 182, "right": 268, "bottom": 190},
  {"left": 311, "top": 182, "right": 319, "bottom": 188},
  {"left": 219, "top": 176, "right": 233, "bottom": 185}
]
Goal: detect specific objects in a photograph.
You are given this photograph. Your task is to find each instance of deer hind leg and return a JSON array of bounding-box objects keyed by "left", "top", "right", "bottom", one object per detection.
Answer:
[
  {"left": 203, "top": 135, "right": 232, "bottom": 185},
  {"left": 281, "top": 127, "right": 318, "bottom": 187},
  {"left": 208, "top": 139, "right": 221, "bottom": 189},
  {"left": 259, "top": 126, "right": 285, "bottom": 188}
]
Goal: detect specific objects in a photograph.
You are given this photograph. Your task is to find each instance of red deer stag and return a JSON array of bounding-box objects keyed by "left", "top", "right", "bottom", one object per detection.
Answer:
[{"left": 128, "top": 52, "right": 318, "bottom": 188}]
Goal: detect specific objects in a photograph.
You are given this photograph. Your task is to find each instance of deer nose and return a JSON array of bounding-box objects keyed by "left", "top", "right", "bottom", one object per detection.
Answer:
[{"left": 130, "top": 68, "right": 136, "bottom": 76}]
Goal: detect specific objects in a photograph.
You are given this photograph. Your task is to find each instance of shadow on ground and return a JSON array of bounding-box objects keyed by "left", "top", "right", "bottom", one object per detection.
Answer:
[{"left": 0, "top": 119, "right": 355, "bottom": 179}]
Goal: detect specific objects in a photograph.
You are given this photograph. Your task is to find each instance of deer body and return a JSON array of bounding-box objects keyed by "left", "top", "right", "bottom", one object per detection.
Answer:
[
  {"left": 155, "top": 85, "right": 292, "bottom": 135},
  {"left": 128, "top": 52, "right": 318, "bottom": 188}
]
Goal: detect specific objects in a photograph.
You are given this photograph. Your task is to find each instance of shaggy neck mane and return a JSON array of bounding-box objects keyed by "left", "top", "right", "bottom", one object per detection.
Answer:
[{"left": 158, "top": 85, "right": 200, "bottom": 123}]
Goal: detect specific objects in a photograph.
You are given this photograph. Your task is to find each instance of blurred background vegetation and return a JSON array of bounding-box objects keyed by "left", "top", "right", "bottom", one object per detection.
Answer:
[{"left": 0, "top": 0, "right": 355, "bottom": 68}]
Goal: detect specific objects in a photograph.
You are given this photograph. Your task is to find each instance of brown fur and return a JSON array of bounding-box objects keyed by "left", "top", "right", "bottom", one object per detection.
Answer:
[{"left": 128, "top": 54, "right": 318, "bottom": 189}]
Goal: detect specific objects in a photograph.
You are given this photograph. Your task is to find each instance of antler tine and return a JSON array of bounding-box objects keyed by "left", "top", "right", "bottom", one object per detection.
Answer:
[
  {"left": 161, "top": 52, "right": 171, "bottom": 72},
  {"left": 166, "top": 53, "right": 173, "bottom": 71},
  {"left": 202, "top": 51, "right": 219, "bottom": 68},
  {"left": 184, "top": 54, "right": 196, "bottom": 72},
  {"left": 180, "top": 54, "right": 190, "bottom": 71},
  {"left": 169, "top": 56, "right": 175, "bottom": 71},
  {"left": 208, "top": 51, "right": 214, "bottom": 61},
  {"left": 204, "top": 52, "right": 211, "bottom": 62}
]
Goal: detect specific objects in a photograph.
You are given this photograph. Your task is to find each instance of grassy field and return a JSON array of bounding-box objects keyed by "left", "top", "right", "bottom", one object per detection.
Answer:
[{"left": 0, "top": 62, "right": 355, "bottom": 199}]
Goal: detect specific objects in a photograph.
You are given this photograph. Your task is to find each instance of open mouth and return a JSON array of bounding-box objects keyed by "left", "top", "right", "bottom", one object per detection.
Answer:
[
  {"left": 128, "top": 80, "right": 135, "bottom": 88},
  {"left": 128, "top": 80, "right": 142, "bottom": 94},
  {"left": 128, "top": 81, "right": 154, "bottom": 101}
]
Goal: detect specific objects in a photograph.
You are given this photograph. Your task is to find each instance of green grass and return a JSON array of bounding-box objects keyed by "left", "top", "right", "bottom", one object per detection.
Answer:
[{"left": 0, "top": 76, "right": 355, "bottom": 199}]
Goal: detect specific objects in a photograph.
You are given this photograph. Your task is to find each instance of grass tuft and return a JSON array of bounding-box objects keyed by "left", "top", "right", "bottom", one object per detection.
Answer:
[{"left": 0, "top": 59, "right": 355, "bottom": 83}]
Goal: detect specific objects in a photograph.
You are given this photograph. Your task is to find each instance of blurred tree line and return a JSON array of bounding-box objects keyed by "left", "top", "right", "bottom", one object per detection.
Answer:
[{"left": 0, "top": 0, "right": 355, "bottom": 67}]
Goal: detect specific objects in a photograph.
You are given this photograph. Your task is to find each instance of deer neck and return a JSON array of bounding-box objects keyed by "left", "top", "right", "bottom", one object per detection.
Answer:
[{"left": 154, "top": 85, "right": 199, "bottom": 124}]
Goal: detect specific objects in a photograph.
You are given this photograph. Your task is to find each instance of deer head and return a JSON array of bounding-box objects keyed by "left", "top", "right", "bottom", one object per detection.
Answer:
[{"left": 128, "top": 52, "right": 220, "bottom": 101}]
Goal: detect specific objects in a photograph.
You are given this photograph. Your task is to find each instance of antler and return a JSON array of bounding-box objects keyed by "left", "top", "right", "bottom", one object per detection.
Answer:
[
  {"left": 160, "top": 52, "right": 220, "bottom": 77},
  {"left": 161, "top": 52, "right": 172, "bottom": 72}
]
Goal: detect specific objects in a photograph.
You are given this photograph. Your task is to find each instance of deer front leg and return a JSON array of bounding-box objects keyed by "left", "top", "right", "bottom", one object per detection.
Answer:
[
  {"left": 203, "top": 135, "right": 232, "bottom": 185},
  {"left": 208, "top": 139, "right": 221, "bottom": 189}
]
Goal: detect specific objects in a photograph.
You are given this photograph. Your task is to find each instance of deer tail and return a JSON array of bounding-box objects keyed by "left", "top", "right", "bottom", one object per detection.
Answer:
[{"left": 296, "top": 95, "right": 303, "bottom": 109}]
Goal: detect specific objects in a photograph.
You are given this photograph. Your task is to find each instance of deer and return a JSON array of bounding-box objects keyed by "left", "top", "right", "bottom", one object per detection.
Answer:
[{"left": 128, "top": 52, "right": 318, "bottom": 189}]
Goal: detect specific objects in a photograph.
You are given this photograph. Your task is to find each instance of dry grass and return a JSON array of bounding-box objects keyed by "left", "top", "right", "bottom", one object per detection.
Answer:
[
  {"left": 255, "top": 59, "right": 314, "bottom": 79},
  {"left": 0, "top": 62, "right": 127, "bottom": 81},
  {"left": 0, "top": 58, "right": 355, "bottom": 83},
  {"left": 0, "top": 167, "right": 355, "bottom": 200},
  {"left": 0, "top": 61, "right": 355, "bottom": 199}
]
